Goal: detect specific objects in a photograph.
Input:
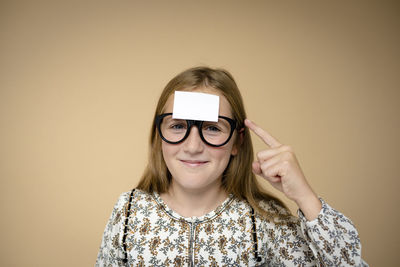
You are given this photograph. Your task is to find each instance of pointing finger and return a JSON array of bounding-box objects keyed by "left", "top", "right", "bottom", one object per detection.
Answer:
[{"left": 245, "top": 119, "right": 281, "bottom": 148}]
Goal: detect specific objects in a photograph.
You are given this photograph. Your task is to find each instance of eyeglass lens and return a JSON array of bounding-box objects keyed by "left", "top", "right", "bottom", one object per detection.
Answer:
[{"left": 160, "top": 114, "right": 232, "bottom": 146}]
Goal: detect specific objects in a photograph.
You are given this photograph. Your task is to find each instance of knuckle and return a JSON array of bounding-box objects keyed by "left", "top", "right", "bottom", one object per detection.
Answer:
[
  {"left": 282, "top": 145, "right": 293, "bottom": 152},
  {"left": 260, "top": 164, "right": 268, "bottom": 173},
  {"left": 263, "top": 168, "right": 272, "bottom": 177}
]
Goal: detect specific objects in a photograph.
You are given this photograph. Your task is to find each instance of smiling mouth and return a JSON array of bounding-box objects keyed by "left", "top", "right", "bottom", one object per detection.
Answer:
[{"left": 180, "top": 160, "right": 209, "bottom": 167}]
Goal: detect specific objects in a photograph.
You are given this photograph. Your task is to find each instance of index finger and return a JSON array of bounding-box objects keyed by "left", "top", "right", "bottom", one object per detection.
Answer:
[{"left": 244, "top": 119, "right": 281, "bottom": 148}]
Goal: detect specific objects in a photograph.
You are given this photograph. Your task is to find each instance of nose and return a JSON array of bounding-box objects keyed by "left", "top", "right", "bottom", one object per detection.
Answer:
[{"left": 182, "top": 126, "right": 204, "bottom": 154}]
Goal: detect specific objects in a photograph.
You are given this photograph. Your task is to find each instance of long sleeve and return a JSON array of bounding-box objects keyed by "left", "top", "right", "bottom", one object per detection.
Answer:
[
  {"left": 95, "top": 192, "right": 130, "bottom": 267},
  {"left": 262, "top": 198, "right": 368, "bottom": 266},
  {"left": 297, "top": 199, "right": 368, "bottom": 266}
]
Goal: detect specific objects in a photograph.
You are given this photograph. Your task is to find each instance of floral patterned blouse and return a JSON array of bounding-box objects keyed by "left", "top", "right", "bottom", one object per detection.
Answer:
[{"left": 96, "top": 189, "right": 368, "bottom": 266}]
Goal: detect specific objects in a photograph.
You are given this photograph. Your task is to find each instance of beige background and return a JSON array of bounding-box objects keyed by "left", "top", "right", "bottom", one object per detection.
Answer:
[{"left": 1, "top": 1, "right": 399, "bottom": 266}]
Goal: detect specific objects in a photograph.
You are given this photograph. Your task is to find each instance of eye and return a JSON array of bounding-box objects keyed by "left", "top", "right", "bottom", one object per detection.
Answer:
[
  {"left": 170, "top": 123, "right": 186, "bottom": 130},
  {"left": 204, "top": 125, "right": 221, "bottom": 132}
]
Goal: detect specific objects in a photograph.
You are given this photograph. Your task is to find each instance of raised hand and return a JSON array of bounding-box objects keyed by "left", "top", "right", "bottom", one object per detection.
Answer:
[{"left": 245, "top": 119, "right": 322, "bottom": 220}]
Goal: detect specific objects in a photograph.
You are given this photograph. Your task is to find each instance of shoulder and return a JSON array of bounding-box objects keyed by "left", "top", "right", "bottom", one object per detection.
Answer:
[
  {"left": 258, "top": 199, "right": 297, "bottom": 222},
  {"left": 115, "top": 189, "right": 153, "bottom": 204},
  {"left": 258, "top": 201, "right": 298, "bottom": 229},
  {"left": 259, "top": 199, "right": 290, "bottom": 216},
  {"left": 231, "top": 197, "right": 298, "bottom": 226},
  {"left": 109, "top": 189, "right": 154, "bottom": 221}
]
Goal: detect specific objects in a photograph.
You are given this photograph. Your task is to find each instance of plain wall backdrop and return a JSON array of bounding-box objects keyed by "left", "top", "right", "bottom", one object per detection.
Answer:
[{"left": 1, "top": 1, "right": 399, "bottom": 266}]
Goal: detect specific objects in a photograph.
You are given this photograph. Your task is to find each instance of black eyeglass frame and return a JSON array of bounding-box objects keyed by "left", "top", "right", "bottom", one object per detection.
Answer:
[{"left": 155, "top": 113, "right": 238, "bottom": 147}]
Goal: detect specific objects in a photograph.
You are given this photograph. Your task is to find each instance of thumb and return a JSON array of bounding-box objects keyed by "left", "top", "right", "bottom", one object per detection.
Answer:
[{"left": 252, "top": 161, "right": 262, "bottom": 175}]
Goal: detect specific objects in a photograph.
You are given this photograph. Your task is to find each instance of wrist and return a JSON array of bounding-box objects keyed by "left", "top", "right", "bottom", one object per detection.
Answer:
[{"left": 295, "top": 192, "right": 322, "bottom": 221}]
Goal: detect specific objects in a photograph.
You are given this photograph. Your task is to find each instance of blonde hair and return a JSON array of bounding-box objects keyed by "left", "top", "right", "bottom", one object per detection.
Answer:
[{"left": 136, "top": 66, "right": 288, "bottom": 217}]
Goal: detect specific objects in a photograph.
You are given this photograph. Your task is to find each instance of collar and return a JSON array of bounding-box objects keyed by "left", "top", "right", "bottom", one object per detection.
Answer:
[{"left": 152, "top": 191, "right": 235, "bottom": 224}]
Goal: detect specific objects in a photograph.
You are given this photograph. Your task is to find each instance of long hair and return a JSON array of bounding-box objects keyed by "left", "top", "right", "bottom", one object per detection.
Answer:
[{"left": 136, "top": 66, "right": 289, "bottom": 217}]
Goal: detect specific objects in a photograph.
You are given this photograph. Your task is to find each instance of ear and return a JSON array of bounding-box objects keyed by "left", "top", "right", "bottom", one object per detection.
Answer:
[
  {"left": 231, "top": 145, "right": 238, "bottom": 156},
  {"left": 231, "top": 128, "right": 244, "bottom": 156}
]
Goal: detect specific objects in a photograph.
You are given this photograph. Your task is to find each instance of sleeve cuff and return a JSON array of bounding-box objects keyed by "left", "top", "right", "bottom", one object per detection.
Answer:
[{"left": 297, "top": 197, "right": 325, "bottom": 224}]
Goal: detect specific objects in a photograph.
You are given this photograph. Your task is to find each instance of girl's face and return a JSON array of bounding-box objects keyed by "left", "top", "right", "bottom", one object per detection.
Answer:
[{"left": 161, "top": 87, "right": 238, "bottom": 193}]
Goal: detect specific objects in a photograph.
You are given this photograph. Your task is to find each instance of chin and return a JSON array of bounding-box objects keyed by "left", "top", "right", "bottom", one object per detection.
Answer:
[{"left": 174, "top": 176, "right": 220, "bottom": 192}]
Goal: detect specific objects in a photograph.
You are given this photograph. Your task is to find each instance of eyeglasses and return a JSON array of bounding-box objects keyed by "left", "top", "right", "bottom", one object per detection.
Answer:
[{"left": 155, "top": 113, "right": 237, "bottom": 147}]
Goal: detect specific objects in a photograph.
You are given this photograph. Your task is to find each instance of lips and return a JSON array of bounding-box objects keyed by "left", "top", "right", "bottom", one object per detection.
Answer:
[{"left": 180, "top": 159, "right": 208, "bottom": 167}]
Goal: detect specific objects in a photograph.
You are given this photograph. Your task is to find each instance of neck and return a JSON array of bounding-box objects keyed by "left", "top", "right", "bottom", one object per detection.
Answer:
[{"left": 160, "top": 181, "right": 228, "bottom": 218}]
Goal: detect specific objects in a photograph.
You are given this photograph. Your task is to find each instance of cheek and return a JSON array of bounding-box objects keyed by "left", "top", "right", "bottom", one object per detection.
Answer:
[
  {"left": 161, "top": 143, "right": 174, "bottom": 167},
  {"left": 161, "top": 143, "right": 177, "bottom": 175},
  {"left": 161, "top": 142, "right": 176, "bottom": 159},
  {"left": 213, "top": 146, "right": 234, "bottom": 165}
]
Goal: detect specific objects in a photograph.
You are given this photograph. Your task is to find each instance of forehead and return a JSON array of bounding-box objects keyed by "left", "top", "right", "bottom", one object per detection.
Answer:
[{"left": 163, "top": 87, "right": 233, "bottom": 117}]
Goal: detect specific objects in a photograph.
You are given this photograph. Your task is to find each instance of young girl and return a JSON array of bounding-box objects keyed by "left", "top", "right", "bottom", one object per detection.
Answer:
[{"left": 96, "top": 67, "right": 368, "bottom": 266}]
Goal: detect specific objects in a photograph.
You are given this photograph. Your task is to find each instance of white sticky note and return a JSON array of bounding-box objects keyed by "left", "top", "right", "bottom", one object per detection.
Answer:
[{"left": 172, "top": 91, "right": 219, "bottom": 122}]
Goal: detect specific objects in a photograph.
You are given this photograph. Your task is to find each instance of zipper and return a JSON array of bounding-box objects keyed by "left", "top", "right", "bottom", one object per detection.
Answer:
[{"left": 188, "top": 221, "right": 197, "bottom": 267}]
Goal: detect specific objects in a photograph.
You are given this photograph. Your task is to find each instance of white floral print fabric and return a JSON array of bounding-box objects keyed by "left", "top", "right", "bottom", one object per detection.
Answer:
[{"left": 96, "top": 189, "right": 368, "bottom": 266}]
